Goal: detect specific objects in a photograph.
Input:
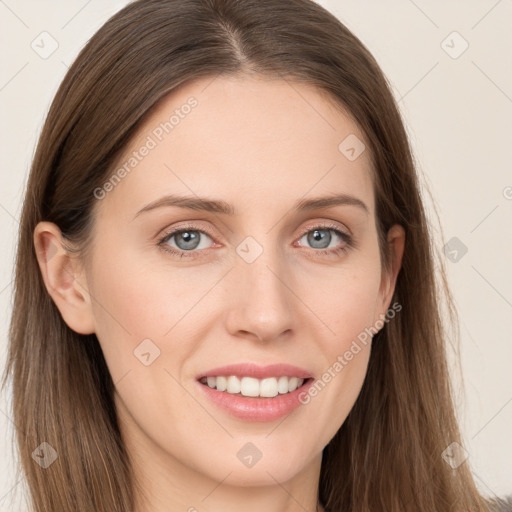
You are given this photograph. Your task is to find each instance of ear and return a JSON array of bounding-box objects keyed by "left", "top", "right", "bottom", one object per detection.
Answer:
[
  {"left": 33, "top": 221, "right": 95, "bottom": 335},
  {"left": 375, "top": 224, "right": 405, "bottom": 320}
]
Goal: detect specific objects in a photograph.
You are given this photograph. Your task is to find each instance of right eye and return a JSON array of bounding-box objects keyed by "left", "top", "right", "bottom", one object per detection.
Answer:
[{"left": 158, "top": 226, "right": 216, "bottom": 258}]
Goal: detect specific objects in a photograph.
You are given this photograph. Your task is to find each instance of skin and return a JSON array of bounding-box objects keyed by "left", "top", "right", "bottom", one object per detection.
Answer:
[{"left": 34, "top": 74, "right": 405, "bottom": 512}]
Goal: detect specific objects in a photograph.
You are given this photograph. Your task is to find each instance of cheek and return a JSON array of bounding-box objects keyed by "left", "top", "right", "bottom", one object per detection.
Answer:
[
  {"left": 298, "top": 260, "right": 381, "bottom": 431},
  {"left": 87, "top": 245, "right": 217, "bottom": 375},
  {"left": 312, "top": 260, "right": 382, "bottom": 345}
]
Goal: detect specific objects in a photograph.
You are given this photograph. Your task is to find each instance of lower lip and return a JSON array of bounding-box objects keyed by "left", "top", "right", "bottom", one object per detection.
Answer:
[{"left": 197, "top": 379, "right": 313, "bottom": 422}]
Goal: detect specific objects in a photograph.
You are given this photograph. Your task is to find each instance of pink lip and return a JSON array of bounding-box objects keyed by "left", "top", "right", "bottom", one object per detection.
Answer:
[
  {"left": 196, "top": 363, "right": 314, "bottom": 380},
  {"left": 197, "top": 378, "right": 313, "bottom": 422},
  {"left": 196, "top": 363, "right": 314, "bottom": 422}
]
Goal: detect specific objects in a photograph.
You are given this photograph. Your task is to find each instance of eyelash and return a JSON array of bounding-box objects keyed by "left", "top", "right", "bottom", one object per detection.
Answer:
[{"left": 157, "top": 222, "right": 354, "bottom": 259}]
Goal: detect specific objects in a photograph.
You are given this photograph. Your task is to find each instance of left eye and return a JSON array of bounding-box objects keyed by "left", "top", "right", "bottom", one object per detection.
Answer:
[{"left": 297, "top": 227, "right": 349, "bottom": 251}]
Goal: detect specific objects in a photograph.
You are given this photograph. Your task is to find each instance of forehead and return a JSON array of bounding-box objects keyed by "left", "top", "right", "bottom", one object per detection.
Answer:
[{"left": 98, "top": 74, "right": 374, "bottom": 221}]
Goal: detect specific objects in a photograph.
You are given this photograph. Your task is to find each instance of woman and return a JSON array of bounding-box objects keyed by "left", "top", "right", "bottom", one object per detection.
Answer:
[{"left": 2, "top": 0, "right": 509, "bottom": 510}]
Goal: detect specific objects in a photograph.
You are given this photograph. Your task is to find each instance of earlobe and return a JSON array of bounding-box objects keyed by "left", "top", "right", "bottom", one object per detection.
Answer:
[{"left": 33, "top": 221, "right": 96, "bottom": 335}]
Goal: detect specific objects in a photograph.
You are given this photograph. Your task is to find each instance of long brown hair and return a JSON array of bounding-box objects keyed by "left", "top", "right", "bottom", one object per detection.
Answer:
[{"left": 2, "top": 0, "right": 503, "bottom": 510}]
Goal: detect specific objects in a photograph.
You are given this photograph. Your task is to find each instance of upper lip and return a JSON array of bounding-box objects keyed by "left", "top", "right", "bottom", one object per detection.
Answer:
[{"left": 197, "top": 363, "right": 314, "bottom": 380}]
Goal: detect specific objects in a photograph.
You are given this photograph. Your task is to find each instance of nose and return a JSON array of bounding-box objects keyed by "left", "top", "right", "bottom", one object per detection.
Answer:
[{"left": 224, "top": 246, "right": 295, "bottom": 343}]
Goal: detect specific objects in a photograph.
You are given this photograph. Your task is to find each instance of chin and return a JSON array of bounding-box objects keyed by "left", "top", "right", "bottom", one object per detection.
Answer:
[{"left": 195, "top": 438, "right": 317, "bottom": 487}]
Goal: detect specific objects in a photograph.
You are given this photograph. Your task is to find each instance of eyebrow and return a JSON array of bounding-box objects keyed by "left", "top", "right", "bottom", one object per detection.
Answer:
[{"left": 133, "top": 192, "right": 369, "bottom": 219}]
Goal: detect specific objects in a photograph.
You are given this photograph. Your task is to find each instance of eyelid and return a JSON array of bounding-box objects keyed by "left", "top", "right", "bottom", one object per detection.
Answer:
[
  {"left": 296, "top": 220, "right": 351, "bottom": 239},
  {"left": 158, "top": 220, "right": 350, "bottom": 243},
  {"left": 156, "top": 221, "right": 217, "bottom": 243}
]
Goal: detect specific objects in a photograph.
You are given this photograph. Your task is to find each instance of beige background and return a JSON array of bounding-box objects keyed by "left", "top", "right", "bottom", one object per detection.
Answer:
[{"left": 0, "top": 0, "right": 511, "bottom": 509}]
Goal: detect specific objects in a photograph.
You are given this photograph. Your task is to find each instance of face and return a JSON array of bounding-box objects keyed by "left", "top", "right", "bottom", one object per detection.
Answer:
[{"left": 38, "top": 74, "right": 404, "bottom": 491}]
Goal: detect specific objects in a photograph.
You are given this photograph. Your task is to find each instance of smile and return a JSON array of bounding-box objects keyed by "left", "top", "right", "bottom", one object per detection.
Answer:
[
  {"left": 199, "top": 375, "right": 306, "bottom": 397},
  {"left": 196, "top": 363, "right": 314, "bottom": 421}
]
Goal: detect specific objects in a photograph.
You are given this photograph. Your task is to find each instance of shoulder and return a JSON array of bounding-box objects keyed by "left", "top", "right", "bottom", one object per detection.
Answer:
[{"left": 489, "top": 495, "right": 512, "bottom": 512}]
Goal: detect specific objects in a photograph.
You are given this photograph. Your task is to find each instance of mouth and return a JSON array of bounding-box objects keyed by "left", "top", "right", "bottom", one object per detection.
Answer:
[
  {"left": 195, "top": 363, "right": 315, "bottom": 421},
  {"left": 196, "top": 362, "right": 314, "bottom": 395},
  {"left": 198, "top": 375, "right": 312, "bottom": 398}
]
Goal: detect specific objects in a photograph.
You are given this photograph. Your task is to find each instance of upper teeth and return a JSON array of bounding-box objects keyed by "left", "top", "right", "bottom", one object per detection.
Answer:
[{"left": 201, "top": 376, "right": 305, "bottom": 397}]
